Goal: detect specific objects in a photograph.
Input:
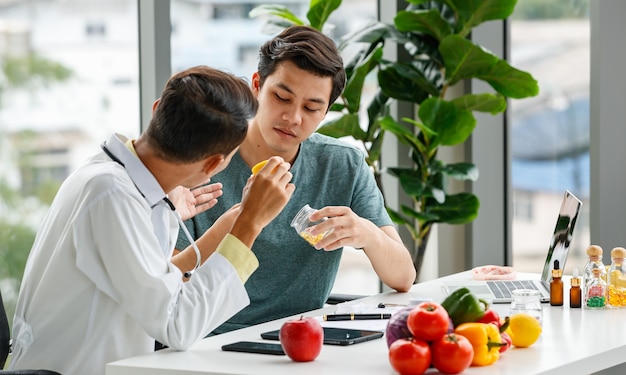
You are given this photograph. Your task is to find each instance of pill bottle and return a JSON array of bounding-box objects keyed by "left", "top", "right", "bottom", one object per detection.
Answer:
[
  {"left": 290, "top": 204, "right": 331, "bottom": 246},
  {"left": 583, "top": 245, "right": 606, "bottom": 300},
  {"left": 607, "top": 247, "right": 626, "bottom": 308},
  {"left": 584, "top": 268, "right": 607, "bottom": 309},
  {"left": 509, "top": 289, "right": 543, "bottom": 326}
]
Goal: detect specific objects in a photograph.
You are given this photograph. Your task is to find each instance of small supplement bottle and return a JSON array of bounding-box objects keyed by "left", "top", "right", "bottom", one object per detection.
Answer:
[
  {"left": 585, "top": 268, "right": 607, "bottom": 309},
  {"left": 509, "top": 289, "right": 543, "bottom": 326},
  {"left": 583, "top": 245, "right": 606, "bottom": 299},
  {"left": 550, "top": 259, "right": 564, "bottom": 306},
  {"left": 291, "top": 204, "right": 331, "bottom": 246},
  {"left": 607, "top": 247, "right": 626, "bottom": 308},
  {"left": 570, "top": 268, "right": 582, "bottom": 308}
]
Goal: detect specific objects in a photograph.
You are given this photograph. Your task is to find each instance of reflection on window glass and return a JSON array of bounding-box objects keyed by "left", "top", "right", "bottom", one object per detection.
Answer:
[
  {"left": 510, "top": 0, "right": 589, "bottom": 275},
  {"left": 0, "top": 0, "right": 139, "bottom": 333},
  {"left": 170, "top": 0, "right": 380, "bottom": 296}
]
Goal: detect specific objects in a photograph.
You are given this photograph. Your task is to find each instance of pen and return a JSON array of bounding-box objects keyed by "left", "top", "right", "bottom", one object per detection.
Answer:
[{"left": 323, "top": 313, "right": 392, "bottom": 321}]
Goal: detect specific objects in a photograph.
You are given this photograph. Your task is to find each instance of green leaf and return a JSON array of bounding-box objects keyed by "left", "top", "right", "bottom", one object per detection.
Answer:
[
  {"left": 451, "top": 93, "right": 507, "bottom": 114},
  {"left": 379, "top": 116, "right": 424, "bottom": 153},
  {"left": 387, "top": 167, "right": 426, "bottom": 197},
  {"left": 483, "top": 60, "right": 540, "bottom": 99},
  {"left": 343, "top": 46, "right": 383, "bottom": 113},
  {"left": 442, "top": 162, "right": 479, "bottom": 181},
  {"left": 442, "top": 0, "right": 518, "bottom": 36},
  {"left": 307, "top": 0, "right": 342, "bottom": 31},
  {"left": 418, "top": 98, "right": 476, "bottom": 148},
  {"left": 424, "top": 193, "right": 480, "bottom": 224},
  {"left": 368, "top": 129, "right": 385, "bottom": 163},
  {"left": 378, "top": 63, "right": 436, "bottom": 103},
  {"left": 338, "top": 21, "right": 391, "bottom": 50},
  {"left": 440, "top": 35, "right": 539, "bottom": 99},
  {"left": 316, "top": 113, "right": 367, "bottom": 140},
  {"left": 401, "top": 204, "right": 439, "bottom": 223},
  {"left": 394, "top": 9, "right": 452, "bottom": 41},
  {"left": 249, "top": 5, "right": 305, "bottom": 26}
]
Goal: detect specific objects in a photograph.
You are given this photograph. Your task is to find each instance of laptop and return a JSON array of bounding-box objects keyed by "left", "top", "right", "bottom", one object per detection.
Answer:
[{"left": 442, "top": 190, "right": 583, "bottom": 304}]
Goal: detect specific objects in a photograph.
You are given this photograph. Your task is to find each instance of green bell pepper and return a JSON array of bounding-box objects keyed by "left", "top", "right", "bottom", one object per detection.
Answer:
[{"left": 441, "top": 287, "right": 489, "bottom": 327}]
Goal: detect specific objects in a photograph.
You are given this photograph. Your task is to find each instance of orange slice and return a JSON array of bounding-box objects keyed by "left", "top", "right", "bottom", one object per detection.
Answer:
[{"left": 251, "top": 160, "right": 269, "bottom": 175}]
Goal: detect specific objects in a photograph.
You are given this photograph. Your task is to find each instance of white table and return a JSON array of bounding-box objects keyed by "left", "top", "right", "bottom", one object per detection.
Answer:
[{"left": 106, "top": 271, "right": 626, "bottom": 375}]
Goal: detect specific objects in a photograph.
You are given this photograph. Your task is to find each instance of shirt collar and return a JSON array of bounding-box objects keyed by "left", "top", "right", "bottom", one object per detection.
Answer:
[{"left": 102, "top": 133, "right": 166, "bottom": 208}]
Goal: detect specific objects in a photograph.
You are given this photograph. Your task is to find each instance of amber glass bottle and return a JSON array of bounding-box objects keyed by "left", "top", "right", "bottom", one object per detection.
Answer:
[
  {"left": 550, "top": 259, "right": 564, "bottom": 306},
  {"left": 570, "top": 268, "right": 582, "bottom": 308}
]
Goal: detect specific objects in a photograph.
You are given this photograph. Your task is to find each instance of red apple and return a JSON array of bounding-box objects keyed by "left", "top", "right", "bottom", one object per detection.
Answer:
[{"left": 279, "top": 315, "right": 323, "bottom": 362}]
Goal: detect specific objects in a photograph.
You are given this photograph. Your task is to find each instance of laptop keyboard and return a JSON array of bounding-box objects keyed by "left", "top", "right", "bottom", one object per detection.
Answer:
[{"left": 486, "top": 280, "right": 541, "bottom": 299}]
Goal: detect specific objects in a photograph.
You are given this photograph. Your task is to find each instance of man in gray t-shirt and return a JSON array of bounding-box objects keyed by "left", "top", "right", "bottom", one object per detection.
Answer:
[{"left": 175, "top": 26, "right": 416, "bottom": 334}]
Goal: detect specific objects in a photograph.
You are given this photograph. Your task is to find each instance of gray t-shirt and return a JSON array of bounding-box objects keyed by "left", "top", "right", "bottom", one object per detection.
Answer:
[{"left": 177, "top": 133, "right": 392, "bottom": 334}]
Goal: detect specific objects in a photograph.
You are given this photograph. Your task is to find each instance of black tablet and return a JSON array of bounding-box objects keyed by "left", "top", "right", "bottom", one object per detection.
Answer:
[
  {"left": 221, "top": 341, "right": 285, "bottom": 355},
  {"left": 260, "top": 327, "right": 384, "bottom": 346}
]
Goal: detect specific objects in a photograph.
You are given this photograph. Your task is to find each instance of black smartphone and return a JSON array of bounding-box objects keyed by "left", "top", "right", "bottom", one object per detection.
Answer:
[
  {"left": 260, "top": 327, "right": 384, "bottom": 346},
  {"left": 221, "top": 341, "right": 285, "bottom": 355}
]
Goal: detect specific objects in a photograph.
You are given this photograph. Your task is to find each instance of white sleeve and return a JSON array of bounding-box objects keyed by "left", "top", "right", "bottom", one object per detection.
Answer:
[{"left": 74, "top": 187, "right": 249, "bottom": 350}]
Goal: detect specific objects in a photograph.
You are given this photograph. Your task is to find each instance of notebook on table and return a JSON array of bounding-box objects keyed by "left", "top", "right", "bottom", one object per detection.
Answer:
[{"left": 442, "top": 190, "right": 583, "bottom": 304}]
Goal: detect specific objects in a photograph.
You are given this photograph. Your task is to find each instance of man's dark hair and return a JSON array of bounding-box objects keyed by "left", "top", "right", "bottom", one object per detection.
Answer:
[
  {"left": 257, "top": 25, "right": 346, "bottom": 111},
  {"left": 146, "top": 65, "right": 257, "bottom": 164}
]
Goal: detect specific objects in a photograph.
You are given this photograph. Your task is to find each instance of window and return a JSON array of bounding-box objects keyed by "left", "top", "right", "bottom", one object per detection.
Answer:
[
  {"left": 510, "top": 0, "right": 590, "bottom": 274},
  {"left": 0, "top": 0, "right": 139, "bottom": 334}
]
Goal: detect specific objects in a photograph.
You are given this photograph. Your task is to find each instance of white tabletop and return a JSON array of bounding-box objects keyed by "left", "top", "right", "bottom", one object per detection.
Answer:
[{"left": 106, "top": 271, "right": 626, "bottom": 375}]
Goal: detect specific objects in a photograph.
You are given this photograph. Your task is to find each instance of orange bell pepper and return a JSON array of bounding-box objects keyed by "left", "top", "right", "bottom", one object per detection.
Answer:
[{"left": 454, "top": 322, "right": 502, "bottom": 366}]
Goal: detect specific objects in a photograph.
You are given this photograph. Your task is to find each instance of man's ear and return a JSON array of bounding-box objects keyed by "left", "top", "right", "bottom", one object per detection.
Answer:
[
  {"left": 152, "top": 98, "right": 161, "bottom": 114},
  {"left": 203, "top": 154, "right": 225, "bottom": 175},
  {"left": 251, "top": 72, "right": 260, "bottom": 94}
]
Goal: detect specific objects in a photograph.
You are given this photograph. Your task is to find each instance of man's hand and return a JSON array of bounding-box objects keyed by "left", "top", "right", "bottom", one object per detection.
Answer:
[
  {"left": 168, "top": 183, "right": 223, "bottom": 221},
  {"left": 231, "top": 157, "right": 295, "bottom": 246},
  {"left": 305, "top": 206, "right": 369, "bottom": 251},
  {"left": 305, "top": 205, "right": 416, "bottom": 292}
]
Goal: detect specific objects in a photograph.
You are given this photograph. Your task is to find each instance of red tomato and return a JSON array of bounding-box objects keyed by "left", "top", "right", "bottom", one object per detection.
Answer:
[
  {"left": 388, "top": 338, "right": 431, "bottom": 375},
  {"left": 407, "top": 302, "right": 450, "bottom": 342},
  {"left": 499, "top": 332, "right": 512, "bottom": 353},
  {"left": 430, "top": 333, "right": 474, "bottom": 374}
]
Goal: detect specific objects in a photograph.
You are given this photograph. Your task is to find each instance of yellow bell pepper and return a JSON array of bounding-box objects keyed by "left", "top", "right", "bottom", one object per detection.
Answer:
[{"left": 454, "top": 322, "right": 502, "bottom": 366}]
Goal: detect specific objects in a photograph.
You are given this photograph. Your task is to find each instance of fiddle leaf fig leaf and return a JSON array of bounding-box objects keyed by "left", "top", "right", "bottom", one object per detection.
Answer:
[
  {"left": 339, "top": 21, "right": 390, "bottom": 49},
  {"left": 442, "top": 162, "right": 479, "bottom": 181},
  {"left": 441, "top": 35, "right": 539, "bottom": 99},
  {"left": 394, "top": 9, "right": 452, "bottom": 41},
  {"left": 317, "top": 113, "right": 367, "bottom": 140},
  {"left": 249, "top": 5, "right": 305, "bottom": 26},
  {"left": 418, "top": 98, "right": 476, "bottom": 149},
  {"left": 387, "top": 167, "right": 426, "bottom": 197},
  {"left": 307, "top": 0, "right": 342, "bottom": 31},
  {"left": 401, "top": 204, "right": 440, "bottom": 223},
  {"left": 443, "top": 0, "right": 517, "bottom": 36},
  {"left": 451, "top": 93, "right": 507, "bottom": 114},
  {"left": 344, "top": 46, "right": 383, "bottom": 113},
  {"left": 379, "top": 62, "right": 439, "bottom": 100},
  {"left": 440, "top": 35, "right": 496, "bottom": 84},
  {"left": 425, "top": 193, "right": 480, "bottom": 224},
  {"left": 482, "top": 60, "right": 540, "bottom": 99}
]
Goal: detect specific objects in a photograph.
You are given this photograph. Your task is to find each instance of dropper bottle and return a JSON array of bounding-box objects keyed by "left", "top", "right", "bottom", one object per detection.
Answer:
[
  {"left": 570, "top": 268, "right": 582, "bottom": 308},
  {"left": 550, "top": 259, "right": 564, "bottom": 306}
]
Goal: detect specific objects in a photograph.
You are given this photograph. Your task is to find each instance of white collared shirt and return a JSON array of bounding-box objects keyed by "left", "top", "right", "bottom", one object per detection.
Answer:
[{"left": 9, "top": 134, "right": 253, "bottom": 375}]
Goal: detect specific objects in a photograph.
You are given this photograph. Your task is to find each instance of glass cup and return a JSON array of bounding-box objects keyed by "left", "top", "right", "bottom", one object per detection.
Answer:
[
  {"left": 290, "top": 204, "right": 331, "bottom": 246},
  {"left": 509, "top": 289, "right": 543, "bottom": 326}
]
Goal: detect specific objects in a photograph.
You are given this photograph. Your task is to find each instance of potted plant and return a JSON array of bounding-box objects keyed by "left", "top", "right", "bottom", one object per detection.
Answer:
[{"left": 250, "top": 0, "right": 539, "bottom": 278}]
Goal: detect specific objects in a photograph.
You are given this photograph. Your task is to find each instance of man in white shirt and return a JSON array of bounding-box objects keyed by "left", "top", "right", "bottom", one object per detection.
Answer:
[{"left": 8, "top": 65, "right": 295, "bottom": 375}]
